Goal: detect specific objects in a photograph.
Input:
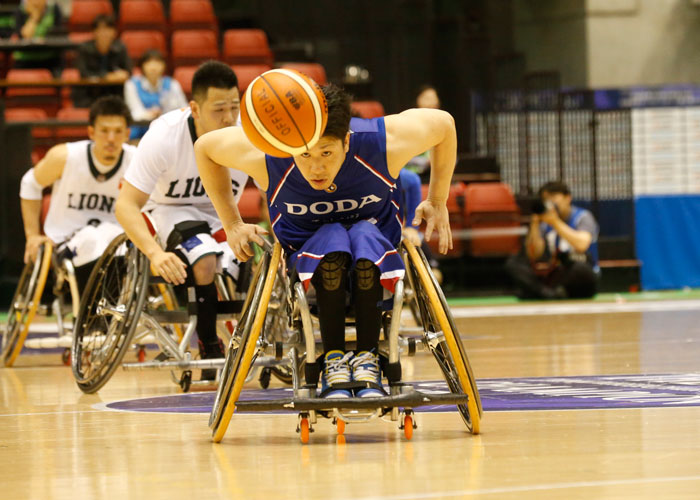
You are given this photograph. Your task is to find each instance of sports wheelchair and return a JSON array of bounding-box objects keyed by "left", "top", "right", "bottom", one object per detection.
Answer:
[
  {"left": 2, "top": 241, "right": 80, "bottom": 367},
  {"left": 70, "top": 231, "right": 290, "bottom": 394},
  {"left": 209, "top": 240, "right": 483, "bottom": 444}
]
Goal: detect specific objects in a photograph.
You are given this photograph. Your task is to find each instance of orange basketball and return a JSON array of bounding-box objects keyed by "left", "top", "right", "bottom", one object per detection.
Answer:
[{"left": 240, "top": 68, "right": 328, "bottom": 157}]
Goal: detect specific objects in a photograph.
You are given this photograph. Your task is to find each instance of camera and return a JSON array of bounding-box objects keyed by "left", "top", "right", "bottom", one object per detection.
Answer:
[{"left": 532, "top": 200, "right": 555, "bottom": 215}]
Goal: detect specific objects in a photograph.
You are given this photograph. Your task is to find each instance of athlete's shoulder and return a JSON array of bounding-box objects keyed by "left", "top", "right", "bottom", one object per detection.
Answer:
[
  {"left": 154, "top": 107, "right": 191, "bottom": 129},
  {"left": 350, "top": 117, "right": 385, "bottom": 134}
]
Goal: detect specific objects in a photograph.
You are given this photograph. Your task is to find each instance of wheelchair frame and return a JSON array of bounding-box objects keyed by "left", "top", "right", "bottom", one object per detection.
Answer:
[
  {"left": 2, "top": 241, "right": 80, "bottom": 367},
  {"left": 209, "top": 241, "right": 483, "bottom": 444},
  {"left": 70, "top": 232, "right": 289, "bottom": 394}
]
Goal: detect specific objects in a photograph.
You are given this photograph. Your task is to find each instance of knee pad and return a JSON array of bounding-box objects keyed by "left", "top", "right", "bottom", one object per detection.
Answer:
[
  {"left": 317, "top": 252, "right": 350, "bottom": 291},
  {"left": 355, "top": 259, "right": 379, "bottom": 291}
]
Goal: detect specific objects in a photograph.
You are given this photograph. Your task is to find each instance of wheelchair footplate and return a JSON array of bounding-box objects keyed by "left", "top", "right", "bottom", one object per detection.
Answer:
[{"left": 234, "top": 383, "right": 468, "bottom": 442}]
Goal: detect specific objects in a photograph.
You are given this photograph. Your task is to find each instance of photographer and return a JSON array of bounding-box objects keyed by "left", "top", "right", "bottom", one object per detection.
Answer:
[{"left": 505, "top": 181, "right": 599, "bottom": 299}]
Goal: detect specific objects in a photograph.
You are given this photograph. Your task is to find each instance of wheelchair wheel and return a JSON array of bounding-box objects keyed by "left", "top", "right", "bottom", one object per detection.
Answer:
[
  {"left": 403, "top": 241, "right": 483, "bottom": 434},
  {"left": 210, "top": 243, "right": 282, "bottom": 442},
  {"left": 71, "top": 233, "right": 149, "bottom": 393},
  {"left": 2, "top": 242, "right": 52, "bottom": 367}
]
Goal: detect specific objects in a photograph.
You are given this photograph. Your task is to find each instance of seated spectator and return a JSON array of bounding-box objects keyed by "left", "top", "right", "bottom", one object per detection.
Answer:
[
  {"left": 73, "top": 14, "right": 132, "bottom": 107},
  {"left": 12, "top": 0, "right": 64, "bottom": 76},
  {"left": 505, "top": 181, "right": 600, "bottom": 299},
  {"left": 124, "top": 50, "right": 188, "bottom": 141}
]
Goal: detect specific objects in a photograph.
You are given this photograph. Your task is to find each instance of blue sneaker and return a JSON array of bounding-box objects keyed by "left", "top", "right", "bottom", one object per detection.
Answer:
[
  {"left": 321, "top": 350, "right": 353, "bottom": 398},
  {"left": 350, "top": 350, "right": 385, "bottom": 398}
]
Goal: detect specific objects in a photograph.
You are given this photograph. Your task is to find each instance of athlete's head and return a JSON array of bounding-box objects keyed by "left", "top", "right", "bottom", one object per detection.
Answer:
[
  {"left": 190, "top": 61, "right": 240, "bottom": 136},
  {"left": 88, "top": 96, "right": 132, "bottom": 164},
  {"left": 539, "top": 181, "right": 572, "bottom": 218},
  {"left": 293, "top": 84, "right": 352, "bottom": 191},
  {"left": 416, "top": 85, "right": 440, "bottom": 109}
]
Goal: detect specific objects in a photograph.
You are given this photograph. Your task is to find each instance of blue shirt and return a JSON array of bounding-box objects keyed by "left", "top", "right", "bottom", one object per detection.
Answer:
[{"left": 265, "top": 117, "right": 403, "bottom": 255}]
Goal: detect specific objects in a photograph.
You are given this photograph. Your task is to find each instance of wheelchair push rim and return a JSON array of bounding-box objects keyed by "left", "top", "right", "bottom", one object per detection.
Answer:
[
  {"left": 210, "top": 242, "right": 282, "bottom": 443},
  {"left": 2, "top": 241, "right": 52, "bottom": 367},
  {"left": 402, "top": 240, "right": 483, "bottom": 434},
  {"left": 71, "top": 233, "right": 149, "bottom": 393}
]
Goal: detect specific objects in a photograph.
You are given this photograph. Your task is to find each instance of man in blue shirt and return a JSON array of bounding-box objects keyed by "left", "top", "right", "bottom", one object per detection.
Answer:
[{"left": 506, "top": 181, "right": 599, "bottom": 299}]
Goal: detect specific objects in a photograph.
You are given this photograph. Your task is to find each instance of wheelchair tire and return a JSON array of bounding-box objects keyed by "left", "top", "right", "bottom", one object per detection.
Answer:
[
  {"left": 2, "top": 242, "right": 52, "bottom": 367},
  {"left": 71, "top": 233, "right": 149, "bottom": 393},
  {"left": 210, "top": 243, "right": 282, "bottom": 442},
  {"left": 403, "top": 241, "right": 483, "bottom": 434}
]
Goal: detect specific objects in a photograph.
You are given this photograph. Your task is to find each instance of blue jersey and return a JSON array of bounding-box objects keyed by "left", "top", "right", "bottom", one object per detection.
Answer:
[{"left": 265, "top": 117, "right": 402, "bottom": 255}]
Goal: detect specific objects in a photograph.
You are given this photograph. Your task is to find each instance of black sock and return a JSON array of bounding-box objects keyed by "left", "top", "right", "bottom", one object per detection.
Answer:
[
  {"left": 353, "top": 260, "right": 382, "bottom": 352},
  {"left": 194, "top": 282, "right": 220, "bottom": 354},
  {"left": 311, "top": 252, "right": 349, "bottom": 353}
]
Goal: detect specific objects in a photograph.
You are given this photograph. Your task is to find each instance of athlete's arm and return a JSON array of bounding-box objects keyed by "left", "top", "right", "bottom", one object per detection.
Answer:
[
  {"left": 115, "top": 182, "right": 187, "bottom": 285},
  {"left": 20, "top": 144, "right": 67, "bottom": 263},
  {"left": 195, "top": 127, "right": 269, "bottom": 261},
  {"left": 384, "top": 108, "right": 457, "bottom": 253}
]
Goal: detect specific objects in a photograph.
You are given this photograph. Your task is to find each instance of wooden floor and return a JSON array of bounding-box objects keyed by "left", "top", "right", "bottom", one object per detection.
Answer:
[{"left": 3, "top": 303, "right": 700, "bottom": 499}]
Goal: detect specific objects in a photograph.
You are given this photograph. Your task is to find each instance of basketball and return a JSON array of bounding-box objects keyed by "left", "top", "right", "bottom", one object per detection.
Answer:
[{"left": 240, "top": 68, "right": 328, "bottom": 157}]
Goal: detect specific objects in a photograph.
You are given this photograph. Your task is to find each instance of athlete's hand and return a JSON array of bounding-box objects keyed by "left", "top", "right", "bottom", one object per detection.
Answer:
[
  {"left": 24, "top": 235, "right": 50, "bottom": 264},
  {"left": 226, "top": 222, "right": 269, "bottom": 262},
  {"left": 149, "top": 250, "right": 188, "bottom": 285},
  {"left": 413, "top": 200, "right": 453, "bottom": 254}
]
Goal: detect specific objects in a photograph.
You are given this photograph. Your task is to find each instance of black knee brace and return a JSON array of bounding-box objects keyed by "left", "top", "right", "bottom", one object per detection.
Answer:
[
  {"left": 354, "top": 258, "right": 379, "bottom": 291},
  {"left": 316, "top": 252, "right": 350, "bottom": 291}
]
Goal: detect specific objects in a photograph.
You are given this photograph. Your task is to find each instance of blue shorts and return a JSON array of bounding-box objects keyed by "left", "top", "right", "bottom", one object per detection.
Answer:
[{"left": 291, "top": 220, "right": 404, "bottom": 294}]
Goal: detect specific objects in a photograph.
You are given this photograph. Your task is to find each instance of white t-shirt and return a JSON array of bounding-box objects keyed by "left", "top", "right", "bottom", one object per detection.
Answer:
[
  {"left": 124, "top": 107, "right": 248, "bottom": 209},
  {"left": 44, "top": 140, "right": 136, "bottom": 244}
]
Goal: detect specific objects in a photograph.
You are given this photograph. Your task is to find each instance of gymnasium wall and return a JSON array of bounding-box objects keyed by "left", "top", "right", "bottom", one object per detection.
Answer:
[{"left": 514, "top": 0, "right": 700, "bottom": 88}]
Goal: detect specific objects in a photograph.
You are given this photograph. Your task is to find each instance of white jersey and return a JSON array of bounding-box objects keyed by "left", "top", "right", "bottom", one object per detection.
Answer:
[
  {"left": 124, "top": 108, "right": 248, "bottom": 211},
  {"left": 44, "top": 140, "right": 136, "bottom": 244}
]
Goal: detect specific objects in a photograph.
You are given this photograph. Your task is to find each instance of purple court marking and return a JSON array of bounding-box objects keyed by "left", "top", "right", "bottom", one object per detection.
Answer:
[{"left": 104, "top": 373, "right": 700, "bottom": 414}]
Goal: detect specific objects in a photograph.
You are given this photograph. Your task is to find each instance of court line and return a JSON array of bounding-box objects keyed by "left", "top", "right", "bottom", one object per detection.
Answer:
[
  {"left": 347, "top": 475, "right": 700, "bottom": 499},
  {"left": 447, "top": 299, "right": 700, "bottom": 318}
]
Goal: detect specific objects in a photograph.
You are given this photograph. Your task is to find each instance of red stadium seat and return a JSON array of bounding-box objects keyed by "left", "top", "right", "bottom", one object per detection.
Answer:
[
  {"left": 173, "top": 65, "right": 197, "bottom": 97},
  {"left": 119, "top": 0, "right": 167, "bottom": 33},
  {"left": 280, "top": 62, "right": 327, "bottom": 85},
  {"left": 223, "top": 29, "right": 273, "bottom": 65},
  {"left": 60, "top": 68, "right": 81, "bottom": 108},
  {"left": 56, "top": 107, "right": 90, "bottom": 140},
  {"left": 351, "top": 100, "right": 385, "bottom": 118},
  {"left": 5, "top": 69, "right": 58, "bottom": 116},
  {"left": 420, "top": 182, "right": 467, "bottom": 257},
  {"left": 231, "top": 64, "right": 272, "bottom": 92},
  {"left": 121, "top": 31, "right": 167, "bottom": 61},
  {"left": 238, "top": 186, "right": 263, "bottom": 222},
  {"left": 169, "top": 0, "right": 218, "bottom": 33},
  {"left": 69, "top": 0, "right": 114, "bottom": 32},
  {"left": 5, "top": 108, "right": 52, "bottom": 139},
  {"left": 171, "top": 30, "right": 219, "bottom": 68},
  {"left": 463, "top": 182, "right": 521, "bottom": 257}
]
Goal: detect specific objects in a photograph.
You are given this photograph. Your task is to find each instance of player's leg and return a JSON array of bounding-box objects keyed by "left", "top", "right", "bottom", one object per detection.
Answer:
[
  {"left": 350, "top": 258, "right": 385, "bottom": 397},
  {"left": 346, "top": 221, "right": 403, "bottom": 397},
  {"left": 190, "top": 253, "right": 225, "bottom": 379},
  {"left": 311, "top": 252, "right": 353, "bottom": 398}
]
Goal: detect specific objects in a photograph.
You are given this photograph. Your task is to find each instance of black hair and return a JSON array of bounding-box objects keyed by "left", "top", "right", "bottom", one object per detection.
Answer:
[
  {"left": 138, "top": 49, "right": 166, "bottom": 70},
  {"left": 89, "top": 95, "right": 133, "bottom": 126},
  {"left": 321, "top": 83, "right": 352, "bottom": 140},
  {"left": 538, "top": 181, "right": 571, "bottom": 197},
  {"left": 92, "top": 14, "right": 116, "bottom": 30},
  {"left": 191, "top": 61, "right": 239, "bottom": 102}
]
